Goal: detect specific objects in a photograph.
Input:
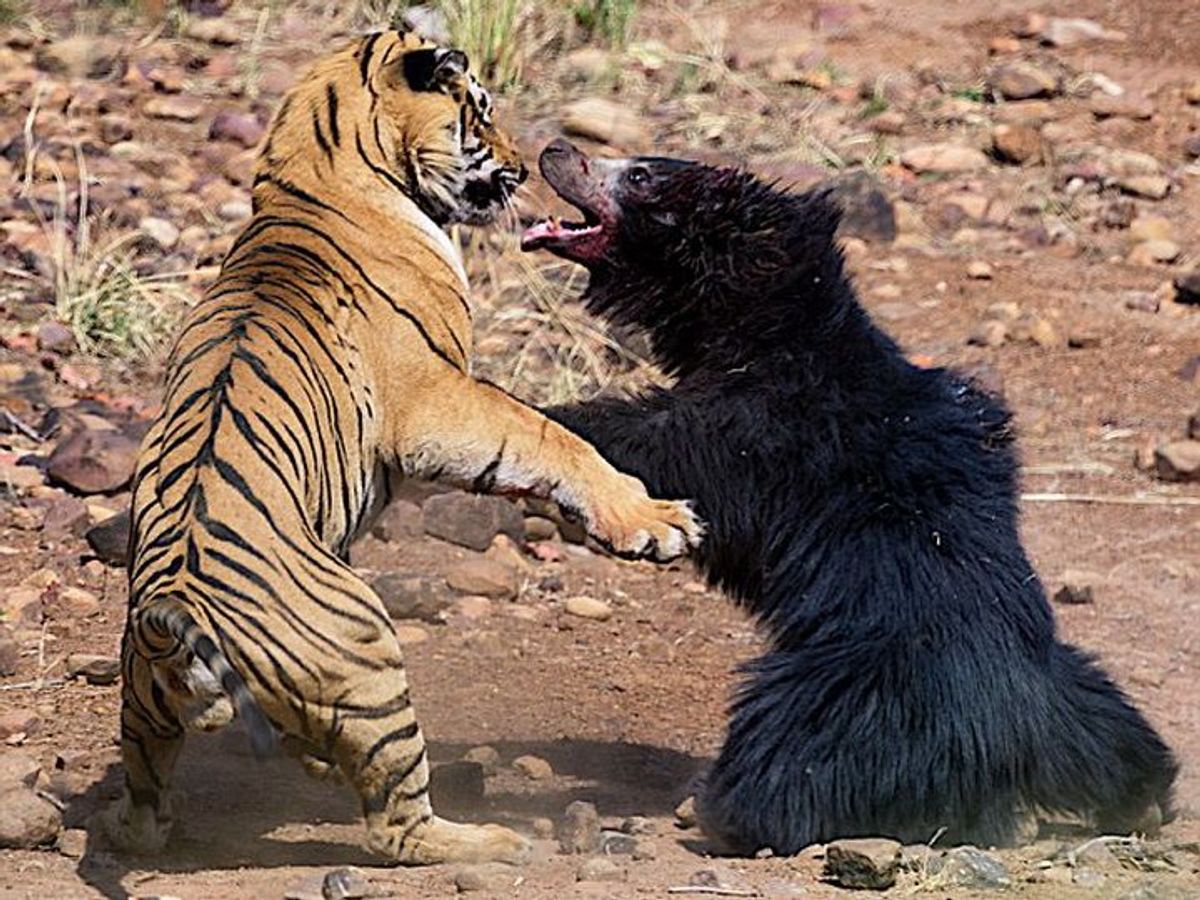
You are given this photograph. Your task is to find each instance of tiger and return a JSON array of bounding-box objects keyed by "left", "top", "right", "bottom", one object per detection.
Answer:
[{"left": 100, "top": 29, "right": 702, "bottom": 866}]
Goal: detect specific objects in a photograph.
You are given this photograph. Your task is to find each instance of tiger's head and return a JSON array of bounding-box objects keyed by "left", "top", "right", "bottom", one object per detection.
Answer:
[{"left": 258, "top": 30, "right": 526, "bottom": 228}]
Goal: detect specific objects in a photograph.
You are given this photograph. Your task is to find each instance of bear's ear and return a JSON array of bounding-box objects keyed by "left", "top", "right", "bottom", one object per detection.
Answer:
[{"left": 392, "top": 47, "right": 469, "bottom": 94}]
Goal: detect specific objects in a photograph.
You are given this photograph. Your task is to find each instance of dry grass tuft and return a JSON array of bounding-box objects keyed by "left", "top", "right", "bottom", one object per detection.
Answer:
[{"left": 9, "top": 141, "right": 190, "bottom": 360}]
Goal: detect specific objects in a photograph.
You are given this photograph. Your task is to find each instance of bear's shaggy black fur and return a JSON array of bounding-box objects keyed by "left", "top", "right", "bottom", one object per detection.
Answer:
[{"left": 525, "top": 140, "right": 1178, "bottom": 855}]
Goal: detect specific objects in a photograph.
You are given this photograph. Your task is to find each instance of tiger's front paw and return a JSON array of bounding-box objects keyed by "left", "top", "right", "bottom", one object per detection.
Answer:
[{"left": 585, "top": 476, "right": 704, "bottom": 561}]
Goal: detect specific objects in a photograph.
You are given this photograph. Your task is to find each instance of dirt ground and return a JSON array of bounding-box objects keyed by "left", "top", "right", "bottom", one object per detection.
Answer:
[{"left": 1, "top": 0, "right": 1199, "bottom": 898}]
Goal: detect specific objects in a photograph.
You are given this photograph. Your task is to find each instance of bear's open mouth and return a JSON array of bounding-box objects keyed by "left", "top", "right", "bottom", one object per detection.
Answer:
[{"left": 520, "top": 208, "right": 603, "bottom": 252}]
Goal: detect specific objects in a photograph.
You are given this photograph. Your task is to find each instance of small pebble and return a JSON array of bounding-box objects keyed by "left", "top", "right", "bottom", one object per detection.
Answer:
[
  {"left": 563, "top": 596, "right": 612, "bottom": 622},
  {"left": 512, "top": 754, "right": 553, "bottom": 780},
  {"left": 463, "top": 745, "right": 500, "bottom": 776},
  {"left": 576, "top": 856, "right": 625, "bottom": 883},
  {"left": 674, "top": 795, "right": 698, "bottom": 828},
  {"left": 966, "top": 260, "right": 994, "bottom": 280},
  {"left": 559, "top": 800, "right": 601, "bottom": 854}
]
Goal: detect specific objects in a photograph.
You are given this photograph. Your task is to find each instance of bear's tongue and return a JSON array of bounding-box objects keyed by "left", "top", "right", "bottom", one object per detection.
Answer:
[{"left": 520, "top": 217, "right": 602, "bottom": 251}]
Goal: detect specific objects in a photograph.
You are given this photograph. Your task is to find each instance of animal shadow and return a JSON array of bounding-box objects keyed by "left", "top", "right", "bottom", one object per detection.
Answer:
[{"left": 67, "top": 727, "right": 705, "bottom": 899}]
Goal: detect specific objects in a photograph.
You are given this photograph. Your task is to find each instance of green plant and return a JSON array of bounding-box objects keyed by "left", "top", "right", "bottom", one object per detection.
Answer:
[
  {"left": 573, "top": 0, "right": 636, "bottom": 48},
  {"left": 951, "top": 83, "right": 986, "bottom": 103},
  {"left": 439, "top": 0, "right": 530, "bottom": 89},
  {"left": 9, "top": 147, "right": 189, "bottom": 359},
  {"left": 350, "top": 0, "right": 408, "bottom": 29},
  {"left": 860, "top": 93, "right": 889, "bottom": 119},
  {"left": 0, "top": 0, "right": 26, "bottom": 25}
]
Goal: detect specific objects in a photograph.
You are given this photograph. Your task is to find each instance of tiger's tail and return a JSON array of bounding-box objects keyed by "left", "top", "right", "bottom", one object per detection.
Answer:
[{"left": 133, "top": 595, "right": 277, "bottom": 758}]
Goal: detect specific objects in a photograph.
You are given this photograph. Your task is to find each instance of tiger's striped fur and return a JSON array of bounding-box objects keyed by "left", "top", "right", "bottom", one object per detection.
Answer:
[{"left": 102, "top": 30, "right": 702, "bottom": 866}]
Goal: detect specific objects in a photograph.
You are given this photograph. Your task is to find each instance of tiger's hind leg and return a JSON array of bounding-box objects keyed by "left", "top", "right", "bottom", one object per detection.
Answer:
[
  {"left": 327, "top": 663, "right": 530, "bottom": 865},
  {"left": 99, "top": 651, "right": 186, "bottom": 854}
]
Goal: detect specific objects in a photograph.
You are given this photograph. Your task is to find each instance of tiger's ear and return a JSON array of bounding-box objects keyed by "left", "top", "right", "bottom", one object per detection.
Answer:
[{"left": 395, "top": 47, "right": 469, "bottom": 93}]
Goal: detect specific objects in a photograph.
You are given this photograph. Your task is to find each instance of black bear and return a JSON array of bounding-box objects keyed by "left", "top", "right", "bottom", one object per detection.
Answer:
[{"left": 522, "top": 138, "right": 1178, "bottom": 855}]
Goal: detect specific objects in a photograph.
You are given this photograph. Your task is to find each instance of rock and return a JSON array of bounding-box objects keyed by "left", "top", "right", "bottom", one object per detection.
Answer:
[
  {"left": 1186, "top": 83, "right": 1200, "bottom": 105},
  {"left": 369, "top": 573, "right": 452, "bottom": 622},
  {"left": 1188, "top": 411, "right": 1200, "bottom": 441},
  {"left": 218, "top": 199, "right": 253, "bottom": 222},
  {"left": 927, "top": 847, "right": 1012, "bottom": 889},
  {"left": 0, "top": 787, "right": 61, "bottom": 848},
  {"left": 1040, "top": 17, "right": 1125, "bottom": 47},
  {"left": 56, "top": 586, "right": 100, "bottom": 618},
  {"left": 143, "top": 96, "right": 205, "bottom": 122},
  {"left": 453, "top": 863, "right": 517, "bottom": 893},
  {"left": 1, "top": 588, "right": 42, "bottom": 628},
  {"left": 1185, "top": 134, "right": 1200, "bottom": 160},
  {"left": 512, "top": 755, "right": 553, "bottom": 780},
  {"left": 1090, "top": 95, "right": 1154, "bottom": 120},
  {"left": 968, "top": 320, "right": 1008, "bottom": 348},
  {"left": 0, "top": 710, "right": 40, "bottom": 741},
  {"left": 562, "top": 98, "right": 647, "bottom": 148},
  {"left": 0, "top": 627, "right": 18, "bottom": 676},
  {"left": 0, "top": 462, "right": 45, "bottom": 492},
  {"left": 462, "top": 745, "right": 500, "bottom": 776},
  {"left": 867, "top": 109, "right": 905, "bottom": 135},
  {"left": 430, "top": 761, "right": 485, "bottom": 809},
  {"left": 323, "top": 868, "right": 372, "bottom": 900},
  {"left": 67, "top": 653, "right": 120, "bottom": 685},
  {"left": 393, "top": 624, "right": 428, "bottom": 645},
  {"left": 34, "top": 37, "right": 123, "bottom": 79},
  {"left": 1129, "top": 216, "right": 1173, "bottom": 243},
  {"left": 444, "top": 558, "right": 518, "bottom": 600},
  {"left": 0, "top": 750, "right": 41, "bottom": 790},
  {"left": 85, "top": 508, "right": 131, "bottom": 565},
  {"left": 598, "top": 830, "right": 639, "bottom": 854},
  {"left": 36, "top": 321, "right": 75, "bottom": 353},
  {"left": 208, "top": 110, "right": 265, "bottom": 148},
  {"left": 563, "top": 596, "right": 612, "bottom": 622},
  {"left": 823, "top": 838, "right": 902, "bottom": 890},
  {"left": 1117, "top": 175, "right": 1171, "bottom": 200},
  {"left": 1068, "top": 330, "right": 1102, "bottom": 349},
  {"left": 1125, "top": 291, "right": 1161, "bottom": 313},
  {"left": 1154, "top": 441, "right": 1200, "bottom": 482},
  {"left": 576, "top": 856, "right": 624, "bottom": 883},
  {"left": 484, "top": 534, "right": 531, "bottom": 573},
  {"left": 139, "top": 216, "right": 180, "bottom": 251},
  {"left": 1074, "top": 868, "right": 1106, "bottom": 888},
  {"left": 1175, "top": 272, "right": 1200, "bottom": 305},
  {"left": 1076, "top": 839, "right": 1122, "bottom": 870},
  {"left": 900, "top": 144, "right": 989, "bottom": 174},
  {"left": 828, "top": 170, "right": 896, "bottom": 243},
  {"left": 1094, "top": 148, "right": 1164, "bottom": 178},
  {"left": 1128, "top": 240, "right": 1180, "bottom": 267},
  {"left": 531, "top": 817, "right": 555, "bottom": 839},
  {"left": 447, "top": 595, "right": 493, "bottom": 622},
  {"left": 57, "top": 827, "right": 88, "bottom": 859},
  {"left": 47, "top": 429, "right": 139, "bottom": 495},
  {"left": 992, "top": 123, "right": 1044, "bottom": 165},
  {"left": 370, "top": 499, "right": 423, "bottom": 542},
  {"left": 988, "top": 62, "right": 1059, "bottom": 100},
  {"left": 559, "top": 800, "right": 601, "bottom": 854},
  {"left": 98, "top": 113, "right": 133, "bottom": 143},
  {"left": 185, "top": 18, "right": 241, "bottom": 46},
  {"left": 966, "top": 260, "right": 993, "bottom": 280},
  {"left": 1054, "top": 571, "right": 1096, "bottom": 604},
  {"left": 674, "top": 795, "right": 698, "bottom": 828},
  {"left": 1010, "top": 315, "right": 1061, "bottom": 348},
  {"left": 423, "top": 492, "right": 524, "bottom": 551},
  {"left": 523, "top": 515, "right": 558, "bottom": 541}
]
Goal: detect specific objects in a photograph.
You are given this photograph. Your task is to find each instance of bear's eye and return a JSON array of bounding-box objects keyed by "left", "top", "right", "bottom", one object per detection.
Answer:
[{"left": 626, "top": 166, "right": 650, "bottom": 186}]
